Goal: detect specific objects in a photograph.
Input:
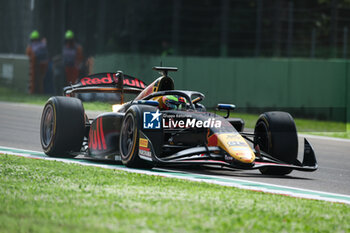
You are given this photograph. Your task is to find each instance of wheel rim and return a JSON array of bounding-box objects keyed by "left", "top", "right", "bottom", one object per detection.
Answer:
[
  {"left": 41, "top": 105, "right": 54, "bottom": 148},
  {"left": 121, "top": 114, "right": 135, "bottom": 157}
]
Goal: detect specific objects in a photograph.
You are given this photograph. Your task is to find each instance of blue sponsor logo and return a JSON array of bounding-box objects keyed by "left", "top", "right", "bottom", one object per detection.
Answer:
[{"left": 143, "top": 110, "right": 161, "bottom": 129}]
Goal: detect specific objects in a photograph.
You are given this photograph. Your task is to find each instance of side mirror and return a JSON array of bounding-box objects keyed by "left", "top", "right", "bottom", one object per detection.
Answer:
[{"left": 217, "top": 104, "right": 236, "bottom": 118}]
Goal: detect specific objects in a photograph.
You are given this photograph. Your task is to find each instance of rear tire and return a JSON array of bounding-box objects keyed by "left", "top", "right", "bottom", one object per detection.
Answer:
[
  {"left": 254, "top": 111, "right": 298, "bottom": 175},
  {"left": 40, "top": 97, "right": 85, "bottom": 158}
]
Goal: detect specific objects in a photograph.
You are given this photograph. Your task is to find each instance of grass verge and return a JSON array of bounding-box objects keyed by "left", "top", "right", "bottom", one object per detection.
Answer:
[
  {"left": 1, "top": 86, "right": 349, "bottom": 138},
  {"left": 214, "top": 111, "right": 350, "bottom": 139},
  {"left": 0, "top": 87, "right": 112, "bottom": 112},
  {"left": 0, "top": 154, "right": 349, "bottom": 233}
]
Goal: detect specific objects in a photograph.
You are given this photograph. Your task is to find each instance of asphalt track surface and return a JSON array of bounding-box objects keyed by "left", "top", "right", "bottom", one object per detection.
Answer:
[{"left": 0, "top": 101, "right": 349, "bottom": 196}]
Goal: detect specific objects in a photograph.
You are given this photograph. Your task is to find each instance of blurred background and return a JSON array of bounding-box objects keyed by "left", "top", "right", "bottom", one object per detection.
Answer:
[
  {"left": 2, "top": 0, "right": 350, "bottom": 58},
  {"left": 0, "top": 0, "right": 349, "bottom": 123}
]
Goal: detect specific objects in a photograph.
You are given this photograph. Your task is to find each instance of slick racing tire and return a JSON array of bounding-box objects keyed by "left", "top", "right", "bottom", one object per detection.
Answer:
[
  {"left": 40, "top": 96, "right": 85, "bottom": 158},
  {"left": 254, "top": 111, "right": 298, "bottom": 175},
  {"left": 119, "top": 108, "right": 153, "bottom": 168}
]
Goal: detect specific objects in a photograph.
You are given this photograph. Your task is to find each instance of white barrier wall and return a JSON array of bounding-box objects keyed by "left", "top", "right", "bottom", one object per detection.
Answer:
[{"left": 0, "top": 54, "right": 29, "bottom": 93}]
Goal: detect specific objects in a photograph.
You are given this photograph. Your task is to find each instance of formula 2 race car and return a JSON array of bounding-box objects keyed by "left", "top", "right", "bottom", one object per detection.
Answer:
[{"left": 40, "top": 67, "right": 317, "bottom": 175}]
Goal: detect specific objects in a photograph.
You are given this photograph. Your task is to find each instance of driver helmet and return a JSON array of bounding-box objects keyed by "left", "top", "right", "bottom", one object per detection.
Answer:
[
  {"left": 65, "top": 30, "right": 74, "bottom": 40},
  {"left": 30, "top": 30, "right": 40, "bottom": 40},
  {"left": 155, "top": 95, "right": 187, "bottom": 110}
]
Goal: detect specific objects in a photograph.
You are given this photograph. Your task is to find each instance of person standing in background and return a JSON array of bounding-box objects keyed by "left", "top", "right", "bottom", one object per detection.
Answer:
[
  {"left": 63, "top": 30, "right": 83, "bottom": 85},
  {"left": 26, "top": 30, "right": 49, "bottom": 94}
]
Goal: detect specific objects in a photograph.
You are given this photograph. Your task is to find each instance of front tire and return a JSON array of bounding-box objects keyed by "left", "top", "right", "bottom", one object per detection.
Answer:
[
  {"left": 119, "top": 108, "right": 152, "bottom": 168},
  {"left": 254, "top": 111, "right": 298, "bottom": 175},
  {"left": 40, "top": 96, "right": 85, "bottom": 158}
]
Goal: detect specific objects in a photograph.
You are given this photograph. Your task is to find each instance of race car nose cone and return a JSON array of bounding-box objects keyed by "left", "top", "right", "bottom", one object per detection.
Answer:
[
  {"left": 232, "top": 148, "right": 255, "bottom": 163},
  {"left": 216, "top": 133, "right": 255, "bottom": 164}
]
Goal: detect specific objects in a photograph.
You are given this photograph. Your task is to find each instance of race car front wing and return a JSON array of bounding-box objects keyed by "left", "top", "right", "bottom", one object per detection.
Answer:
[{"left": 152, "top": 139, "right": 318, "bottom": 172}]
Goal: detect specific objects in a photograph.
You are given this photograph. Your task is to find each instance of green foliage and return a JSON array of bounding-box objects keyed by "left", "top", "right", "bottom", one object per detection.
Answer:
[
  {"left": 0, "top": 87, "right": 112, "bottom": 112},
  {"left": 0, "top": 154, "right": 349, "bottom": 233}
]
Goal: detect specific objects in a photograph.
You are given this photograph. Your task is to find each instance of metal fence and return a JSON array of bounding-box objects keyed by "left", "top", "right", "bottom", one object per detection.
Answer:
[{"left": 1, "top": 0, "right": 350, "bottom": 59}]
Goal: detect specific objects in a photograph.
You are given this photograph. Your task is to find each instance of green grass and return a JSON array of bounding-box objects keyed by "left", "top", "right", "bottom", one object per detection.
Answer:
[
  {"left": 215, "top": 111, "right": 350, "bottom": 139},
  {"left": 0, "top": 154, "right": 349, "bottom": 233},
  {"left": 0, "top": 86, "right": 112, "bottom": 112},
  {"left": 1, "top": 86, "right": 349, "bottom": 138},
  {"left": 0, "top": 86, "right": 49, "bottom": 105}
]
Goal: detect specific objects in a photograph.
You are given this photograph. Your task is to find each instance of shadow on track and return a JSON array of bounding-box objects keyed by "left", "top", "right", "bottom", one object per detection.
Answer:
[
  {"left": 74, "top": 157, "right": 313, "bottom": 180},
  {"left": 157, "top": 165, "right": 314, "bottom": 180}
]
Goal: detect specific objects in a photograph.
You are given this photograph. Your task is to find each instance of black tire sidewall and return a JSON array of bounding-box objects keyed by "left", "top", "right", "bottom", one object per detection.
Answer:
[
  {"left": 254, "top": 111, "right": 298, "bottom": 175},
  {"left": 40, "top": 100, "right": 57, "bottom": 153},
  {"left": 119, "top": 105, "right": 157, "bottom": 168},
  {"left": 120, "top": 109, "right": 140, "bottom": 165},
  {"left": 263, "top": 112, "right": 298, "bottom": 163},
  {"left": 40, "top": 96, "right": 85, "bottom": 157}
]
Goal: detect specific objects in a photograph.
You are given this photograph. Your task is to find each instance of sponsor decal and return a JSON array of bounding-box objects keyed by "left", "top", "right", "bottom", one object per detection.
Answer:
[
  {"left": 124, "top": 78, "right": 146, "bottom": 88},
  {"left": 139, "top": 148, "right": 152, "bottom": 157},
  {"left": 138, "top": 133, "right": 152, "bottom": 159},
  {"left": 225, "top": 134, "right": 238, "bottom": 139},
  {"left": 227, "top": 141, "right": 247, "bottom": 147},
  {"left": 88, "top": 118, "right": 107, "bottom": 150},
  {"left": 143, "top": 110, "right": 161, "bottom": 129},
  {"left": 152, "top": 80, "right": 160, "bottom": 92},
  {"left": 81, "top": 74, "right": 113, "bottom": 85},
  {"left": 139, "top": 138, "right": 148, "bottom": 148},
  {"left": 135, "top": 80, "right": 157, "bottom": 100},
  {"left": 224, "top": 154, "right": 234, "bottom": 161},
  {"left": 80, "top": 73, "right": 146, "bottom": 88}
]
